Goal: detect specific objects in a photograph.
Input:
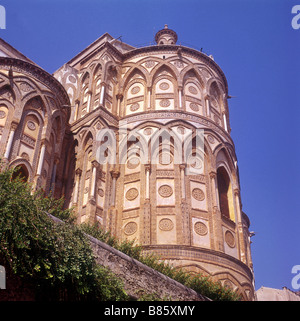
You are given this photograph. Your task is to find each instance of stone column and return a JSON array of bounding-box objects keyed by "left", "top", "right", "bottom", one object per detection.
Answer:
[
  {"left": 72, "top": 168, "right": 82, "bottom": 206},
  {"left": 74, "top": 99, "right": 80, "bottom": 121},
  {"left": 86, "top": 91, "right": 92, "bottom": 113},
  {"left": 205, "top": 95, "right": 210, "bottom": 117},
  {"left": 110, "top": 169, "right": 120, "bottom": 207},
  {"left": 234, "top": 188, "right": 247, "bottom": 264},
  {"left": 116, "top": 93, "right": 123, "bottom": 116},
  {"left": 3, "top": 123, "right": 17, "bottom": 160},
  {"left": 223, "top": 113, "right": 228, "bottom": 132},
  {"left": 90, "top": 160, "right": 99, "bottom": 201},
  {"left": 36, "top": 141, "right": 46, "bottom": 176},
  {"left": 178, "top": 86, "right": 183, "bottom": 109},
  {"left": 145, "top": 163, "right": 151, "bottom": 200},
  {"left": 147, "top": 87, "right": 151, "bottom": 109},
  {"left": 180, "top": 163, "right": 186, "bottom": 199},
  {"left": 210, "top": 171, "right": 224, "bottom": 251},
  {"left": 100, "top": 83, "right": 105, "bottom": 106},
  {"left": 49, "top": 156, "right": 59, "bottom": 194}
]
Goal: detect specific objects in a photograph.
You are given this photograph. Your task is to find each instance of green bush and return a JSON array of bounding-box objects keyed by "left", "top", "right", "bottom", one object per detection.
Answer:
[{"left": 0, "top": 165, "right": 128, "bottom": 301}]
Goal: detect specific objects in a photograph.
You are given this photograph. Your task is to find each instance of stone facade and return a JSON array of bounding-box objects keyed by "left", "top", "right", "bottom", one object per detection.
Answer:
[{"left": 0, "top": 26, "right": 255, "bottom": 300}]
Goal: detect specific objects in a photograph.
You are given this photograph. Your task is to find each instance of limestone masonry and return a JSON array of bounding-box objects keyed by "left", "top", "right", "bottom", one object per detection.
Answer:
[{"left": 0, "top": 25, "right": 255, "bottom": 300}]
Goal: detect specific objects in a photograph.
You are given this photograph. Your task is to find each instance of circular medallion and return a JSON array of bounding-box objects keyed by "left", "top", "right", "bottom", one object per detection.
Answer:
[
  {"left": 194, "top": 222, "right": 208, "bottom": 236},
  {"left": 159, "top": 82, "right": 170, "bottom": 90},
  {"left": 190, "top": 157, "right": 203, "bottom": 169},
  {"left": 98, "top": 188, "right": 104, "bottom": 197},
  {"left": 27, "top": 121, "right": 36, "bottom": 131},
  {"left": 130, "top": 103, "right": 140, "bottom": 112},
  {"left": 177, "top": 126, "right": 185, "bottom": 135},
  {"left": 143, "top": 127, "right": 153, "bottom": 136},
  {"left": 159, "top": 153, "right": 173, "bottom": 165},
  {"left": 105, "top": 101, "right": 111, "bottom": 109},
  {"left": 20, "top": 83, "right": 33, "bottom": 92},
  {"left": 158, "top": 185, "right": 173, "bottom": 198},
  {"left": 84, "top": 187, "right": 89, "bottom": 194},
  {"left": 145, "top": 60, "right": 155, "bottom": 68},
  {"left": 125, "top": 188, "right": 139, "bottom": 201},
  {"left": 174, "top": 60, "right": 184, "bottom": 68},
  {"left": 159, "top": 99, "right": 171, "bottom": 108},
  {"left": 68, "top": 75, "right": 77, "bottom": 84},
  {"left": 21, "top": 152, "right": 29, "bottom": 161},
  {"left": 124, "top": 222, "right": 138, "bottom": 235},
  {"left": 130, "top": 86, "right": 140, "bottom": 95},
  {"left": 127, "top": 157, "right": 140, "bottom": 169},
  {"left": 188, "top": 86, "right": 198, "bottom": 95},
  {"left": 190, "top": 103, "right": 200, "bottom": 112},
  {"left": 207, "top": 135, "right": 215, "bottom": 144},
  {"left": 211, "top": 97, "right": 218, "bottom": 108},
  {"left": 192, "top": 188, "right": 205, "bottom": 201},
  {"left": 0, "top": 110, "right": 6, "bottom": 119},
  {"left": 225, "top": 230, "right": 235, "bottom": 248},
  {"left": 213, "top": 115, "right": 220, "bottom": 124},
  {"left": 158, "top": 218, "right": 174, "bottom": 231}
]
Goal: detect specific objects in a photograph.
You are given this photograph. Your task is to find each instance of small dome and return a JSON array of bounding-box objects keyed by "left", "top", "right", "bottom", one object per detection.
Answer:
[{"left": 155, "top": 24, "right": 178, "bottom": 45}]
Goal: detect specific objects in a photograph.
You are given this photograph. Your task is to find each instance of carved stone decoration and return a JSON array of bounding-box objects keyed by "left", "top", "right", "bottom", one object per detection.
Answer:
[
  {"left": 125, "top": 188, "right": 139, "bottom": 201},
  {"left": 190, "top": 103, "right": 200, "bottom": 112},
  {"left": 194, "top": 222, "right": 208, "bottom": 236},
  {"left": 98, "top": 188, "right": 104, "bottom": 197},
  {"left": 158, "top": 218, "right": 174, "bottom": 231},
  {"left": 158, "top": 184, "right": 173, "bottom": 198},
  {"left": 225, "top": 230, "right": 236, "bottom": 248},
  {"left": 213, "top": 114, "right": 220, "bottom": 124},
  {"left": 159, "top": 82, "right": 170, "bottom": 90},
  {"left": 124, "top": 222, "right": 138, "bottom": 235},
  {"left": 84, "top": 187, "right": 89, "bottom": 194},
  {"left": 145, "top": 60, "right": 155, "bottom": 68},
  {"left": 27, "top": 121, "right": 36, "bottom": 131},
  {"left": 20, "top": 152, "right": 30, "bottom": 161},
  {"left": 177, "top": 126, "right": 185, "bottom": 135},
  {"left": 130, "top": 103, "right": 140, "bottom": 112},
  {"left": 188, "top": 86, "right": 198, "bottom": 95},
  {"left": 0, "top": 110, "right": 6, "bottom": 119},
  {"left": 143, "top": 127, "right": 153, "bottom": 136},
  {"left": 159, "top": 153, "right": 173, "bottom": 165},
  {"left": 127, "top": 157, "right": 140, "bottom": 169},
  {"left": 159, "top": 99, "right": 171, "bottom": 107},
  {"left": 20, "top": 82, "right": 33, "bottom": 92},
  {"left": 131, "top": 86, "right": 140, "bottom": 95},
  {"left": 207, "top": 134, "right": 215, "bottom": 144},
  {"left": 192, "top": 188, "right": 205, "bottom": 201}
]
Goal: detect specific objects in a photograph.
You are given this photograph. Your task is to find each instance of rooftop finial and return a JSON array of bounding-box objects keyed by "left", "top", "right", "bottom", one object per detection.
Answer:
[{"left": 164, "top": 24, "right": 168, "bottom": 29}]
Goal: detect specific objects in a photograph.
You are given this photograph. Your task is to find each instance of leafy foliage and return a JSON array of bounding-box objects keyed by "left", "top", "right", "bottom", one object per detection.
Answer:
[
  {"left": 0, "top": 165, "right": 128, "bottom": 301},
  {"left": 82, "top": 223, "right": 241, "bottom": 301}
]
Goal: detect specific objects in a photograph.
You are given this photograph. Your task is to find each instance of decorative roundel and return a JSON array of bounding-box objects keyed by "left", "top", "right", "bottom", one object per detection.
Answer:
[
  {"left": 192, "top": 188, "right": 205, "bottom": 201},
  {"left": 98, "top": 188, "right": 104, "bottom": 197},
  {"left": 159, "top": 153, "right": 173, "bottom": 165},
  {"left": 105, "top": 101, "right": 111, "bottom": 109},
  {"left": 225, "top": 230, "right": 235, "bottom": 248},
  {"left": 84, "top": 187, "right": 89, "bottom": 194},
  {"left": 21, "top": 152, "right": 30, "bottom": 161},
  {"left": 158, "top": 218, "right": 174, "bottom": 231},
  {"left": 145, "top": 60, "right": 155, "bottom": 68},
  {"left": 213, "top": 115, "right": 220, "bottom": 124},
  {"left": 207, "top": 134, "right": 215, "bottom": 144},
  {"left": 159, "top": 99, "right": 171, "bottom": 108},
  {"left": 143, "top": 127, "right": 153, "bottom": 136},
  {"left": 190, "top": 103, "right": 200, "bottom": 112},
  {"left": 188, "top": 86, "right": 198, "bottom": 95},
  {"left": 130, "top": 86, "right": 140, "bottom": 95},
  {"left": 127, "top": 157, "right": 140, "bottom": 169},
  {"left": 158, "top": 185, "right": 173, "bottom": 198},
  {"left": 125, "top": 188, "right": 139, "bottom": 201},
  {"left": 194, "top": 222, "right": 208, "bottom": 236},
  {"left": 211, "top": 97, "right": 218, "bottom": 108},
  {"left": 190, "top": 157, "right": 203, "bottom": 169},
  {"left": 159, "top": 82, "right": 170, "bottom": 90},
  {"left": 124, "top": 222, "right": 138, "bottom": 235},
  {"left": 68, "top": 75, "right": 77, "bottom": 84},
  {"left": 177, "top": 126, "right": 185, "bottom": 135},
  {"left": 130, "top": 103, "right": 140, "bottom": 112},
  {"left": 27, "top": 121, "right": 36, "bottom": 131},
  {"left": 0, "top": 110, "right": 6, "bottom": 119}
]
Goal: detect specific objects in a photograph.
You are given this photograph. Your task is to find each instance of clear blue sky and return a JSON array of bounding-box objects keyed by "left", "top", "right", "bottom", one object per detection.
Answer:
[{"left": 1, "top": 0, "right": 299, "bottom": 291}]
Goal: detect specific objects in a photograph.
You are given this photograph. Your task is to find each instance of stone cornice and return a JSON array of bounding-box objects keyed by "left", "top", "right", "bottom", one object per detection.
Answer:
[
  {"left": 0, "top": 57, "right": 70, "bottom": 114},
  {"left": 123, "top": 45, "right": 228, "bottom": 94}
]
